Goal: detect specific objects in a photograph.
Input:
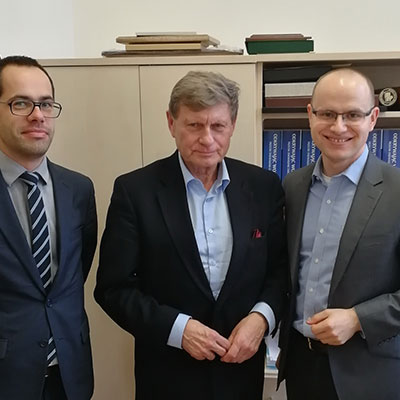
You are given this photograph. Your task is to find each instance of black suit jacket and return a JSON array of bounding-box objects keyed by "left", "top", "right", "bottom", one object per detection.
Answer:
[
  {"left": 0, "top": 160, "right": 97, "bottom": 400},
  {"left": 279, "top": 154, "right": 400, "bottom": 400},
  {"left": 95, "top": 152, "right": 287, "bottom": 400}
]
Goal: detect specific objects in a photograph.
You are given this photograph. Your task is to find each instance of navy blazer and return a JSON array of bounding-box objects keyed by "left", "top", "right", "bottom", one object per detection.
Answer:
[
  {"left": 95, "top": 152, "right": 288, "bottom": 400},
  {"left": 0, "top": 160, "right": 97, "bottom": 400},
  {"left": 279, "top": 154, "right": 400, "bottom": 400}
]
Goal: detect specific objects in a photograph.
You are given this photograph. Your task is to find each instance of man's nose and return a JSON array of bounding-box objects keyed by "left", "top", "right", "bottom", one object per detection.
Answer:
[
  {"left": 330, "top": 114, "right": 347, "bottom": 131},
  {"left": 28, "top": 104, "right": 45, "bottom": 121}
]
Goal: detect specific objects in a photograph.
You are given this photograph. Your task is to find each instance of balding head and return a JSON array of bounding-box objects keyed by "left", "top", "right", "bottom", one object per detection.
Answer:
[
  {"left": 307, "top": 68, "right": 379, "bottom": 176},
  {"left": 312, "top": 68, "right": 375, "bottom": 109}
]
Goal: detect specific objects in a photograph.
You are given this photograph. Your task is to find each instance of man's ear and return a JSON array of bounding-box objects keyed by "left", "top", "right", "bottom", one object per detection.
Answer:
[{"left": 369, "top": 106, "right": 380, "bottom": 130}]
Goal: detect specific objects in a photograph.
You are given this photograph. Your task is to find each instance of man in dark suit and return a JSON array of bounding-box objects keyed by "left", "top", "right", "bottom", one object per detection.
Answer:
[
  {"left": 95, "top": 71, "right": 287, "bottom": 400},
  {"left": 0, "top": 56, "right": 97, "bottom": 400},
  {"left": 278, "top": 68, "right": 400, "bottom": 400}
]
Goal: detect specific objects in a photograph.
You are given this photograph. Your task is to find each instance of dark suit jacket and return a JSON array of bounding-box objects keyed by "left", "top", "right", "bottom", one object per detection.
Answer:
[
  {"left": 95, "top": 152, "right": 287, "bottom": 400},
  {"left": 0, "top": 160, "right": 97, "bottom": 400},
  {"left": 279, "top": 154, "right": 400, "bottom": 400}
]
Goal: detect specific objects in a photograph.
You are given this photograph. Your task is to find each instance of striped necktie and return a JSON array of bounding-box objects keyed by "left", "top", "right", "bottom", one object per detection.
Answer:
[{"left": 20, "top": 171, "right": 57, "bottom": 365}]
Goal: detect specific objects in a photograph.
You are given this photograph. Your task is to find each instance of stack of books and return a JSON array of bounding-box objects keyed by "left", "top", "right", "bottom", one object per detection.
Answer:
[
  {"left": 245, "top": 33, "right": 314, "bottom": 55},
  {"left": 102, "top": 32, "right": 243, "bottom": 57},
  {"left": 263, "top": 65, "right": 332, "bottom": 112},
  {"left": 116, "top": 32, "right": 220, "bottom": 53}
]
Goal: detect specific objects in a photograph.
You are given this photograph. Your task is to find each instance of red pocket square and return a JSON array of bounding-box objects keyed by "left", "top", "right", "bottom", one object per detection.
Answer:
[{"left": 252, "top": 228, "right": 263, "bottom": 238}]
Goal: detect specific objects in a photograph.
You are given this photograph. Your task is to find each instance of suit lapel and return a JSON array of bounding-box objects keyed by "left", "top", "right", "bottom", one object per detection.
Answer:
[
  {"left": 48, "top": 162, "right": 74, "bottom": 291},
  {"left": 216, "top": 169, "right": 253, "bottom": 305},
  {"left": 157, "top": 154, "right": 214, "bottom": 302},
  {"left": 0, "top": 172, "right": 46, "bottom": 292},
  {"left": 329, "top": 155, "right": 383, "bottom": 297},
  {"left": 286, "top": 166, "right": 313, "bottom": 280}
]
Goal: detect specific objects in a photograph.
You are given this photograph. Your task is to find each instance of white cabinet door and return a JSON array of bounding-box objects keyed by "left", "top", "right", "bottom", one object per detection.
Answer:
[{"left": 45, "top": 65, "right": 142, "bottom": 400}]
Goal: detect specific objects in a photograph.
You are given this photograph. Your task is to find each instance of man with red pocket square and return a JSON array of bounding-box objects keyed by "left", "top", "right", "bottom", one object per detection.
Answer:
[{"left": 95, "top": 71, "right": 287, "bottom": 400}]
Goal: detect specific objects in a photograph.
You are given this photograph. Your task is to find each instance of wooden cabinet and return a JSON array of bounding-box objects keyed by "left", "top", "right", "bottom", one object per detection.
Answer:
[{"left": 45, "top": 64, "right": 142, "bottom": 400}]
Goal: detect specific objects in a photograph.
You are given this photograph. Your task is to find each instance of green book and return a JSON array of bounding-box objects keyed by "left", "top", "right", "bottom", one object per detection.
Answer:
[{"left": 246, "top": 39, "right": 314, "bottom": 54}]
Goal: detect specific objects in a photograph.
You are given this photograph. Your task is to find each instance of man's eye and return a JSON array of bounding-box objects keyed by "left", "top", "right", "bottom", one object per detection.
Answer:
[
  {"left": 13, "top": 100, "right": 29, "bottom": 109},
  {"left": 319, "top": 111, "right": 335, "bottom": 119},
  {"left": 41, "top": 102, "right": 53, "bottom": 110},
  {"left": 347, "top": 112, "right": 362, "bottom": 120},
  {"left": 212, "top": 124, "right": 225, "bottom": 130}
]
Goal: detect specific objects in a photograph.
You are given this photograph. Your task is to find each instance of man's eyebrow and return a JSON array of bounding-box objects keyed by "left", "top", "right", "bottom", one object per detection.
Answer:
[{"left": 9, "top": 94, "right": 54, "bottom": 101}]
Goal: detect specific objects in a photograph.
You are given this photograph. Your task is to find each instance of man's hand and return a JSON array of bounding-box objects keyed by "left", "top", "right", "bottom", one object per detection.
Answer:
[
  {"left": 182, "top": 319, "right": 231, "bottom": 361},
  {"left": 307, "top": 308, "right": 361, "bottom": 345},
  {"left": 221, "top": 313, "right": 268, "bottom": 364}
]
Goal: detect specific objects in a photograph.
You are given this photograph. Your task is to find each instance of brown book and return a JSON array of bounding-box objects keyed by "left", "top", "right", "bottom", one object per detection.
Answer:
[
  {"left": 117, "top": 34, "right": 220, "bottom": 46},
  {"left": 264, "top": 96, "right": 311, "bottom": 108},
  {"left": 125, "top": 42, "right": 205, "bottom": 51},
  {"left": 246, "top": 33, "right": 311, "bottom": 42}
]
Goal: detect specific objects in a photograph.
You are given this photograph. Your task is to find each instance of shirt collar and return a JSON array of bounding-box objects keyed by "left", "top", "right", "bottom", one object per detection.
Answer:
[
  {"left": 178, "top": 152, "right": 230, "bottom": 192},
  {"left": 312, "top": 145, "right": 369, "bottom": 185},
  {"left": 0, "top": 149, "right": 50, "bottom": 186}
]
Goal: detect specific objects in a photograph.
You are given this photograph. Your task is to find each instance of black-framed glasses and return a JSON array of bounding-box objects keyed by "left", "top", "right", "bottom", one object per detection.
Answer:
[
  {"left": 0, "top": 98, "right": 62, "bottom": 118},
  {"left": 311, "top": 106, "right": 375, "bottom": 125}
]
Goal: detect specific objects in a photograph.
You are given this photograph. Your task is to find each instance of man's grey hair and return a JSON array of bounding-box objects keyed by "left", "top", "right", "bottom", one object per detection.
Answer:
[{"left": 169, "top": 71, "right": 240, "bottom": 122}]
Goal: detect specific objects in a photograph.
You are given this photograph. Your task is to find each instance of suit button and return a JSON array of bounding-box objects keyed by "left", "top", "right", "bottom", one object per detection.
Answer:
[
  {"left": 39, "top": 340, "right": 47, "bottom": 348},
  {"left": 46, "top": 299, "right": 52, "bottom": 307}
]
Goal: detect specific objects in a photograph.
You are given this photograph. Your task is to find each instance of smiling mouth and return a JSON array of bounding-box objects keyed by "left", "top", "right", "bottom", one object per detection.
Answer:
[{"left": 327, "top": 137, "right": 350, "bottom": 143}]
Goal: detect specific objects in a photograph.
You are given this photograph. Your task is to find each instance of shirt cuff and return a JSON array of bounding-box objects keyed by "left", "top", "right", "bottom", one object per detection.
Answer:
[
  {"left": 251, "top": 302, "right": 276, "bottom": 335},
  {"left": 167, "top": 313, "right": 191, "bottom": 349}
]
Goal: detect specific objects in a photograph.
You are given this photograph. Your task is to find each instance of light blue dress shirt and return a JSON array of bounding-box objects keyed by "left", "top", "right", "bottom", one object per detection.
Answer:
[
  {"left": 294, "top": 146, "right": 369, "bottom": 338},
  {"left": 168, "top": 153, "right": 275, "bottom": 349}
]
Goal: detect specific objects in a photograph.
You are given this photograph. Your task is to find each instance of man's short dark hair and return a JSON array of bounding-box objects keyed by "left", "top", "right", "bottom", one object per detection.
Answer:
[{"left": 0, "top": 55, "right": 55, "bottom": 98}]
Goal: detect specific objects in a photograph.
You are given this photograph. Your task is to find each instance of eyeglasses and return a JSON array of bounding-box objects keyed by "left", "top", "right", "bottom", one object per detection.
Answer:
[
  {"left": 311, "top": 106, "right": 375, "bottom": 125},
  {"left": 0, "top": 98, "right": 62, "bottom": 118}
]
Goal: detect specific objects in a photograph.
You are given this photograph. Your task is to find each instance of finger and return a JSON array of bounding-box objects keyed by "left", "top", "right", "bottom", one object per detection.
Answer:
[
  {"left": 216, "top": 335, "right": 231, "bottom": 350},
  {"left": 205, "top": 350, "right": 216, "bottom": 361},
  {"left": 221, "top": 343, "right": 240, "bottom": 363},
  {"left": 310, "top": 320, "right": 330, "bottom": 337},
  {"left": 212, "top": 342, "right": 229, "bottom": 357},
  {"left": 307, "top": 310, "right": 328, "bottom": 325}
]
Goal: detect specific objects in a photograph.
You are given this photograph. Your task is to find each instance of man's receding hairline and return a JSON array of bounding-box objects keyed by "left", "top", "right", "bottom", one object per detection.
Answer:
[{"left": 312, "top": 68, "right": 375, "bottom": 106}]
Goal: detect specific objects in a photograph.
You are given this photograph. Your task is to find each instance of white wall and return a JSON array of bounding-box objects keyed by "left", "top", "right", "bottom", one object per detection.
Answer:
[{"left": 1, "top": 0, "right": 400, "bottom": 58}]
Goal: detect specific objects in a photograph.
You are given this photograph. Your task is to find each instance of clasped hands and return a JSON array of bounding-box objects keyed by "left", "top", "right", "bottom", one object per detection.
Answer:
[{"left": 181, "top": 313, "right": 268, "bottom": 363}]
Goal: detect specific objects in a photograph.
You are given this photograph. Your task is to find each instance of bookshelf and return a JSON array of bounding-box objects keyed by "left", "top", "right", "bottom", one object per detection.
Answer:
[
  {"left": 40, "top": 51, "right": 400, "bottom": 400},
  {"left": 259, "top": 52, "right": 400, "bottom": 176}
]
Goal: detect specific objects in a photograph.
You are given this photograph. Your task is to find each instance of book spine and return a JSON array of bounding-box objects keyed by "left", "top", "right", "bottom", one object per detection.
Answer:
[
  {"left": 263, "top": 130, "right": 282, "bottom": 179},
  {"left": 301, "top": 129, "right": 320, "bottom": 167},
  {"left": 366, "top": 129, "right": 383, "bottom": 159},
  {"left": 382, "top": 129, "right": 400, "bottom": 167},
  {"left": 282, "top": 130, "right": 301, "bottom": 180},
  {"left": 264, "top": 82, "right": 315, "bottom": 97}
]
